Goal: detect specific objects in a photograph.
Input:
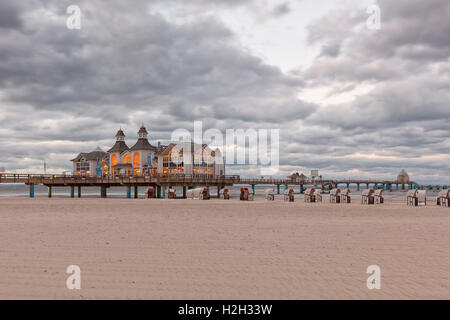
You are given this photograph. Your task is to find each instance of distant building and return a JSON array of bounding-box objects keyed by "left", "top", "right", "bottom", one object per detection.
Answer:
[
  {"left": 71, "top": 125, "right": 225, "bottom": 177},
  {"left": 71, "top": 147, "right": 108, "bottom": 177},
  {"left": 397, "top": 169, "right": 410, "bottom": 184},
  {"left": 289, "top": 172, "right": 307, "bottom": 183}
]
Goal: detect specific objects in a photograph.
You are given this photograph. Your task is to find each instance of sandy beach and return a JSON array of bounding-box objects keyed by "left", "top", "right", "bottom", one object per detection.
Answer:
[{"left": 0, "top": 197, "right": 449, "bottom": 300}]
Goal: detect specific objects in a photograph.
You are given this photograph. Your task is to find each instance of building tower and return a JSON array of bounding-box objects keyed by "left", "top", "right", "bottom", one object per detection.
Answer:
[
  {"left": 129, "top": 125, "right": 157, "bottom": 175},
  {"left": 107, "top": 129, "right": 130, "bottom": 175}
]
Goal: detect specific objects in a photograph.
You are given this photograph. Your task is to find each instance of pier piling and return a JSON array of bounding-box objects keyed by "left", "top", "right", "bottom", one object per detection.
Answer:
[
  {"left": 29, "top": 185, "right": 34, "bottom": 198},
  {"left": 48, "top": 186, "right": 52, "bottom": 198},
  {"left": 134, "top": 186, "right": 138, "bottom": 199},
  {"left": 126, "top": 186, "right": 131, "bottom": 199},
  {"left": 70, "top": 186, "right": 74, "bottom": 198},
  {"left": 101, "top": 186, "right": 107, "bottom": 198},
  {"left": 77, "top": 186, "right": 81, "bottom": 198}
]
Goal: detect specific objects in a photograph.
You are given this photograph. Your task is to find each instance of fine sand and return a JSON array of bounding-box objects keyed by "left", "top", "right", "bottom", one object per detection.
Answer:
[{"left": 0, "top": 197, "right": 449, "bottom": 299}]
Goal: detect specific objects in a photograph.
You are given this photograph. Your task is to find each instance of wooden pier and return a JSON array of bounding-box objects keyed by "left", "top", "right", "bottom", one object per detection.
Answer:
[{"left": 0, "top": 173, "right": 443, "bottom": 198}]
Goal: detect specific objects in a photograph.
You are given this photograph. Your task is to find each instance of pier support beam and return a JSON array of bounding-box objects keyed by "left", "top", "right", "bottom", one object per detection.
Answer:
[
  {"left": 374, "top": 184, "right": 378, "bottom": 190},
  {"left": 48, "top": 186, "right": 52, "bottom": 198},
  {"left": 126, "top": 186, "right": 131, "bottom": 199},
  {"left": 396, "top": 184, "right": 399, "bottom": 190},
  {"left": 134, "top": 186, "right": 138, "bottom": 199},
  {"left": 346, "top": 183, "right": 350, "bottom": 189},
  {"left": 29, "top": 185, "right": 35, "bottom": 198},
  {"left": 70, "top": 186, "right": 75, "bottom": 198},
  {"left": 217, "top": 186, "right": 220, "bottom": 198},
  {"left": 157, "top": 186, "right": 161, "bottom": 198},
  {"left": 162, "top": 187, "right": 166, "bottom": 199},
  {"left": 101, "top": 186, "right": 107, "bottom": 198},
  {"left": 77, "top": 186, "right": 81, "bottom": 198},
  {"left": 183, "top": 186, "right": 187, "bottom": 199},
  {"left": 300, "top": 184, "right": 304, "bottom": 194},
  {"left": 252, "top": 184, "right": 255, "bottom": 195},
  {"left": 357, "top": 184, "right": 360, "bottom": 192},
  {"left": 366, "top": 183, "right": 369, "bottom": 190},
  {"left": 277, "top": 185, "right": 280, "bottom": 194}
]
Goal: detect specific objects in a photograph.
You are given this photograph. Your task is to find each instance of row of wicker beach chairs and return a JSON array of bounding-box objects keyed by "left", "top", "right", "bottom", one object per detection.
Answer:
[{"left": 153, "top": 186, "right": 450, "bottom": 207}]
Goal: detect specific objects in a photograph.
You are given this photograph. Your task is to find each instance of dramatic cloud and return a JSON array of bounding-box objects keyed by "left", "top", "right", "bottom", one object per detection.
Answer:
[{"left": 0, "top": 0, "right": 449, "bottom": 183}]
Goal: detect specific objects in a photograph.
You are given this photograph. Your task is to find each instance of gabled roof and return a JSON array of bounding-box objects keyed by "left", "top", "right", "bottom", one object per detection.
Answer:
[{"left": 71, "top": 149, "right": 107, "bottom": 162}]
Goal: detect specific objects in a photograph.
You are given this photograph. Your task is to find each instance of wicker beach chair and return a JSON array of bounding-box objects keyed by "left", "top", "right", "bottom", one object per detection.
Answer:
[
  {"left": 147, "top": 188, "right": 155, "bottom": 198},
  {"left": 437, "top": 189, "right": 449, "bottom": 207},
  {"left": 374, "top": 189, "right": 384, "bottom": 204},
  {"left": 315, "top": 189, "right": 323, "bottom": 202},
  {"left": 220, "top": 188, "right": 230, "bottom": 200},
  {"left": 283, "top": 188, "right": 294, "bottom": 202},
  {"left": 167, "top": 188, "right": 176, "bottom": 199},
  {"left": 202, "top": 187, "right": 210, "bottom": 200},
  {"left": 330, "top": 188, "right": 341, "bottom": 203},
  {"left": 304, "top": 188, "right": 315, "bottom": 203},
  {"left": 265, "top": 188, "right": 275, "bottom": 201},
  {"left": 406, "top": 189, "right": 418, "bottom": 206},
  {"left": 340, "top": 188, "right": 351, "bottom": 203},
  {"left": 361, "top": 188, "right": 375, "bottom": 205},
  {"left": 240, "top": 188, "right": 254, "bottom": 201},
  {"left": 417, "top": 190, "right": 426, "bottom": 206}
]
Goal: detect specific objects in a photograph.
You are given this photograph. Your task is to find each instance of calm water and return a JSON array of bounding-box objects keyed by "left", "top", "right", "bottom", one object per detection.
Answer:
[{"left": 0, "top": 183, "right": 439, "bottom": 201}]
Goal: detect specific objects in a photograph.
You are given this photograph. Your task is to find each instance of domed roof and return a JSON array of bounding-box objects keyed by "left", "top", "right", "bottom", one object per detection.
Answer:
[{"left": 397, "top": 169, "right": 410, "bottom": 183}]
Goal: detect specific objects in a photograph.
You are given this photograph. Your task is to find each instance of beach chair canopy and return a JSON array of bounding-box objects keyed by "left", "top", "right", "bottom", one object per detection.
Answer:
[
  {"left": 330, "top": 188, "right": 340, "bottom": 196},
  {"left": 283, "top": 188, "right": 294, "bottom": 195},
  {"left": 374, "top": 189, "right": 383, "bottom": 197},
  {"left": 406, "top": 189, "right": 418, "bottom": 198},
  {"left": 362, "top": 188, "right": 374, "bottom": 196},
  {"left": 341, "top": 188, "right": 351, "bottom": 196},
  {"left": 304, "top": 188, "right": 315, "bottom": 196},
  {"left": 265, "top": 188, "right": 274, "bottom": 196},
  {"left": 417, "top": 190, "right": 427, "bottom": 202}
]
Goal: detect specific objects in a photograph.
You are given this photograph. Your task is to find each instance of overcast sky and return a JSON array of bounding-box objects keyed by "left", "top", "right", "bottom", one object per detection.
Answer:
[{"left": 1, "top": 0, "right": 450, "bottom": 183}]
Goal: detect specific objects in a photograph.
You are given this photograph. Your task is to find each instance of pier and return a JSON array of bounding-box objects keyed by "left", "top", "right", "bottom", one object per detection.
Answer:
[{"left": 0, "top": 173, "right": 445, "bottom": 198}]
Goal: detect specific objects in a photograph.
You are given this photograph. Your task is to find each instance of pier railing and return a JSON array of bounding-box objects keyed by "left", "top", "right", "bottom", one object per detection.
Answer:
[{"left": 0, "top": 173, "right": 240, "bottom": 186}]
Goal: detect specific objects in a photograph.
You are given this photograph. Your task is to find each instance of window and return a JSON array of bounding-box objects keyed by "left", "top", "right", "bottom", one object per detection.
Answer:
[
  {"left": 111, "top": 154, "right": 118, "bottom": 166},
  {"left": 133, "top": 152, "right": 140, "bottom": 169}
]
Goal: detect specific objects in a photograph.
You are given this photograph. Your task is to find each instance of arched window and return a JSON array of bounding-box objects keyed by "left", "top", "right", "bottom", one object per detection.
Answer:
[
  {"left": 123, "top": 154, "right": 131, "bottom": 163},
  {"left": 111, "top": 154, "right": 118, "bottom": 166},
  {"left": 133, "top": 152, "right": 140, "bottom": 168}
]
